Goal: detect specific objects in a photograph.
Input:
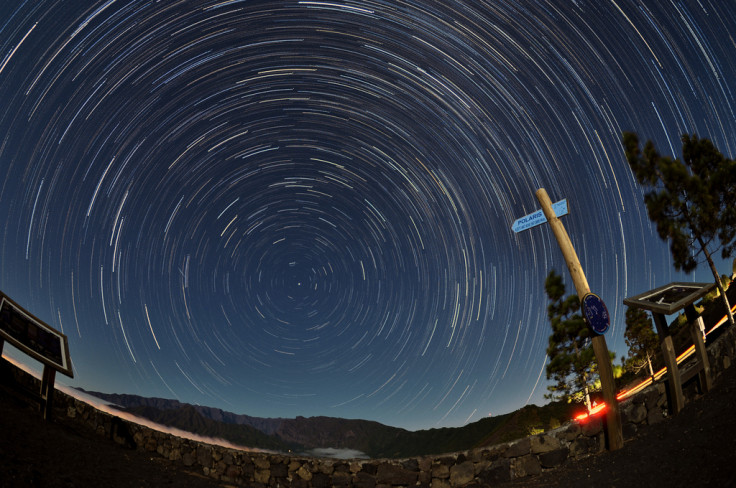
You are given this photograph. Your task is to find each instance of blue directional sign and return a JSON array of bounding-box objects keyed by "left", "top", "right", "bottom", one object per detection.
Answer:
[
  {"left": 582, "top": 292, "right": 610, "bottom": 335},
  {"left": 511, "top": 199, "right": 568, "bottom": 233}
]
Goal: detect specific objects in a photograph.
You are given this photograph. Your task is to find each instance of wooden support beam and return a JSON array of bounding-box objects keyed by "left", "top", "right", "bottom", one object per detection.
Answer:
[
  {"left": 535, "top": 188, "right": 623, "bottom": 451},
  {"left": 41, "top": 365, "right": 56, "bottom": 421},
  {"left": 651, "top": 312, "right": 684, "bottom": 414},
  {"left": 684, "top": 305, "right": 712, "bottom": 393}
]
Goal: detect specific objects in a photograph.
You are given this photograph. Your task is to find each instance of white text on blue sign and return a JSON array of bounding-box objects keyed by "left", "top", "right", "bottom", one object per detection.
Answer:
[{"left": 511, "top": 199, "right": 568, "bottom": 233}]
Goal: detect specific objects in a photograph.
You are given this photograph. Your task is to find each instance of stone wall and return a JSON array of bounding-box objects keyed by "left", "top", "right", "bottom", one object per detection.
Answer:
[{"left": 7, "top": 323, "right": 736, "bottom": 487}]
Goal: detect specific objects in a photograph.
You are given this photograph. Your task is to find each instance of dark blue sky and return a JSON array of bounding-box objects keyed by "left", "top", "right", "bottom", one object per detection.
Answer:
[{"left": 1, "top": 0, "right": 734, "bottom": 431}]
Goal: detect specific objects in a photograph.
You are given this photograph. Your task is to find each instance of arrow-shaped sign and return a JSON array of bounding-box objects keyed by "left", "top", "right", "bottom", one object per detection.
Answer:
[{"left": 511, "top": 199, "right": 568, "bottom": 233}]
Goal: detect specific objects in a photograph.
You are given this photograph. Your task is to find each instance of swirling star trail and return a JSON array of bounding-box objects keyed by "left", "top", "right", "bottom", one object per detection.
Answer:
[{"left": 1, "top": 1, "right": 734, "bottom": 430}]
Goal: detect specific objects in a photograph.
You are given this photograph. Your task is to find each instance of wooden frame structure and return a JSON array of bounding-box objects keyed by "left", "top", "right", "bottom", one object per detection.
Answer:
[
  {"left": 623, "top": 282, "right": 714, "bottom": 415},
  {"left": 0, "top": 291, "right": 73, "bottom": 420}
]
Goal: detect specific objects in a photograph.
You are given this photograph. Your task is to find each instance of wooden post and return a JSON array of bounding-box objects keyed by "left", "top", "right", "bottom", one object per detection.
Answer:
[
  {"left": 41, "top": 365, "right": 56, "bottom": 421},
  {"left": 684, "top": 305, "right": 712, "bottom": 392},
  {"left": 536, "top": 188, "right": 623, "bottom": 451},
  {"left": 651, "top": 312, "right": 684, "bottom": 414}
]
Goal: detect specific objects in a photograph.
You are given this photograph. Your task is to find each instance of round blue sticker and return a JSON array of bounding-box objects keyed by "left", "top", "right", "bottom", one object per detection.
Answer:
[{"left": 582, "top": 293, "right": 609, "bottom": 335}]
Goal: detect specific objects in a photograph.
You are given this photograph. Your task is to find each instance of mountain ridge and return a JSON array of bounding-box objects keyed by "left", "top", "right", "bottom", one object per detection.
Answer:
[{"left": 76, "top": 387, "right": 578, "bottom": 458}]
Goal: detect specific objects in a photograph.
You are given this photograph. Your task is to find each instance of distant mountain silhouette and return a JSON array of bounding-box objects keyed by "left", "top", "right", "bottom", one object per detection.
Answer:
[{"left": 78, "top": 388, "right": 578, "bottom": 458}]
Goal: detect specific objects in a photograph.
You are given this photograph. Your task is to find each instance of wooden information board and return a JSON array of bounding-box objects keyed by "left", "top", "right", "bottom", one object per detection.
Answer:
[
  {"left": 624, "top": 282, "right": 714, "bottom": 415},
  {"left": 0, "top": 291, "right": 73, "bottom": 419}
]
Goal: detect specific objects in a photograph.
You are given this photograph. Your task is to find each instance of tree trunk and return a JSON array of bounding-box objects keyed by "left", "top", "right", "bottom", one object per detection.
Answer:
[
  {"left": 699, "top": 238, "right": 735, "bottom": 326},
  {"left": 646, "top": 352, "right": 654, "bottom": 377},
  {"left": 584, "top": 385, "right": 591, "bottom": 413}
]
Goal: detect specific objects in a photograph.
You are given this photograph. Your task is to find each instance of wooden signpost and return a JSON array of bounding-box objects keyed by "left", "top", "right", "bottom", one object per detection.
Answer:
[
  {"left": 512, "top": 188, "right": 623, "bottom": 451},
  {"left": 0, "top": 291, "right": 73, "bottom": 420}
]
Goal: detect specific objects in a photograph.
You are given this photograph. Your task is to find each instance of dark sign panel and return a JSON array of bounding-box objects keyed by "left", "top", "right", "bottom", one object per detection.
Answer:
[
  {"left": 0, "top": 294, "right": 73, "bottom": 377},
  {"left": 582, "top": 292, "right": 610, "bottom": 335},
  {"left": 623, "top": 282, "right": 715, "bottom": 315}
]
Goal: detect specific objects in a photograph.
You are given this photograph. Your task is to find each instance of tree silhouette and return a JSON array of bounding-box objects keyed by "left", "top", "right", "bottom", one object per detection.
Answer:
[
  {"left": 624, "top": 306, "right": 658, "bottom": 377},
  {"left": 544, "top": 270, "right": 596, "bottom": 411},
  {"left": 623, "top": 132, "right": 736, "bottom": 326}
]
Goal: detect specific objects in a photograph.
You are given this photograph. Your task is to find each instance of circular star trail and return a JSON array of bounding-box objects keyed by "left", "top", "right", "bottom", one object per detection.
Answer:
[{"left": 1, "top": 1, "right": 735, "bottom": 430}]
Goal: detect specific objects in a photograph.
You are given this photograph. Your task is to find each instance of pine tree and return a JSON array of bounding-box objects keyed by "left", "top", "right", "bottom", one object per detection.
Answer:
[
  {"left": 544, "top": 270, "right": 597, "bottom": 412},
  {"left": 624, "top": 306, "right": 658, "bottom": 377},
  {"left": 623, "top": 132, "right": 736, "bottom": 326}
]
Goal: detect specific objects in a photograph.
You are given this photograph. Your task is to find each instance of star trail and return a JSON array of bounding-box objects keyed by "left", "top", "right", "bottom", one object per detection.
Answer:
[{"left": 1, "top": 0, "right": 735, "bottom": 430}]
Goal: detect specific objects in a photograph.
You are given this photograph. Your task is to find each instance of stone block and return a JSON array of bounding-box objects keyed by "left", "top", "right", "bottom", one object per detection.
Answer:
[
  {"left": 530, "top": 434, "right": 561, "bottom": 454},
  {"left": 254, "top": 456, "right": 270, "bottom": 470},
  {"left": 560, "top": 422, "right": 581, "bottom": 441},
  {"left": 418, "top": 457, "right": 432, "bottom": 472},
  {"left": 431, "top": 463, "right": 450, "bottom": 479},
  {"left": 512, "top": 455, "right": 541, "bottom": 479},
  {"left": 504, "top": 437, "right": 531, "bottom": 457},
  {"left": 297, "top": 464, "right": 313, "bottom": 479},
  {"left": 311, "top": 472, "right": 331, "bottom": 488},
  {"left": 641, "top": 388, "right": 660, "bottom": 410},
  {"left": 473, "top": 459, "right": 491, "bottom": 474},
  {"left": 450, "top": 461, "right": 475, "bottom": 486},
  {"left": 143, "top": 438, "right": 157, "bottom": 452},
  {"left": 318, "top": 460, "right": 335, "bottom": 475},
  {"left": 477, "top": 458, "right": 511, "bottom": 484},
  {"left": 354, "top": 472, "right": 376, "bottom": 488},
  {"left": 647, "top": 407, "right": 664, "bottom": 425},
  {"left": 481, "top": 444, "right": 508, "bottom": 461},
  {"left": 581, "top": 417, "right": 602, "bottom": 436},
  {"left": 254, "top": 469, "right": 270, "bottom": 484},
  {"left": 332, "top": 471, "right": 352, "bottom": 487},
  {"left": 182, "top": 451, "right": 195, "bottom": 466},
  {"left": 538, "top": 447, "right": 569, "bottom": 468},
  {"left": 431, "top": 479, "right": 451, "bottom": 488},
  {"left": 291, "top": 479, "right": 309, "bottom": 488},
  {"left": 197, "top": 445, "right": 212, "bottom": 467},
  {"left": 419, "top": 468, "right": 432, "bottom": 486},
  {"left": 241, "top": 460, "right": 255, "bottom": 477},
  {"left": 376, "top": 463, "right": 418, "bottom": 485},
  {"left": 334, "top": 461, "right": 350, "bottom": 473},
  {"left": 225, "top": 465, "right": 242, "bottom": 480},
  {"left": 215, "top": 460, "right": 227, "bottom": 476},
  {"left": 569, "top": 436, "right": 598, "bottom": 459},
  {"left": 271, "top": 462, "right": 288, "bottom": 479},
  {"left": 629, "top": 403, "right": 648, "bottom": 424}
]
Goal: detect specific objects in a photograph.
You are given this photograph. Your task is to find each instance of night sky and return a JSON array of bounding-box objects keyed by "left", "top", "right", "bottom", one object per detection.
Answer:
[{"left": 1, "top": 0, "right": 734, "bottom": 431}]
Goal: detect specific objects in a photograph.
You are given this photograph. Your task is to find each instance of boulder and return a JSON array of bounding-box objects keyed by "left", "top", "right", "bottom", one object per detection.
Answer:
[
  {"left": 538, "top": 447, "right": 569, "bottom": 468},
  {"left": 504, "top": 437, "right": 531, "bottom": 457},
  {"left": 477, "top": 458, "right": 511, "bottom": 484},
  {"left": 450, "top": 461, "right": 475, "bottom": 486},
  {"left": 376, "top": 463, "right": 417, "bottom": 485},
  {"left": 512, "top": 455, "right": 541, "bottom": 478},
  {"left": 530, "top": 434, "right": 561, "bottom": 454}
]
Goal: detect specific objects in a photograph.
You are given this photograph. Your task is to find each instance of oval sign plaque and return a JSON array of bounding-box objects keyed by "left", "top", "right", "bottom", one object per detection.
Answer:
[{"left": 582, "top": 292, "right": 610, "bottom": 335}]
